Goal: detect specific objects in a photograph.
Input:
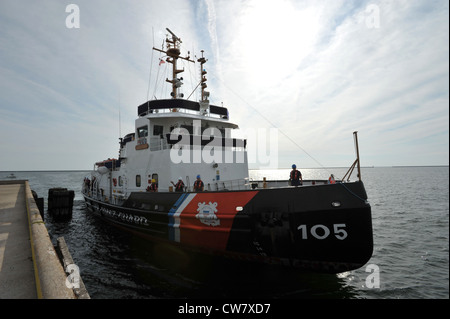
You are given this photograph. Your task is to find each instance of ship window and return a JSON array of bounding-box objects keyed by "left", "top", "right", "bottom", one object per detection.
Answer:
[
  {"left": 153, "top": 125, "right": 164, "bottom": 136},
  {"left": 118, "top": 176, "right": 123, "bottom": 186},
  {"left": 136, "top": 175, "right": 141, "bottom": 187},
  {"left": 137, "top": 126, "right": 148, "bottom": 138}
]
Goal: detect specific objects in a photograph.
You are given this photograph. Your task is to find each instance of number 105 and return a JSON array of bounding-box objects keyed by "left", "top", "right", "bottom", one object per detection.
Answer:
[{"left": 297, "top": 224, "right": 348, "bottom": 240}]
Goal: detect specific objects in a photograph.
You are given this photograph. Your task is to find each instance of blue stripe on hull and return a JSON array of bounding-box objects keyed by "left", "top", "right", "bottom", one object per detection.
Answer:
[{"left": 168, "top": 193, "right": 188, "bottom": 241}]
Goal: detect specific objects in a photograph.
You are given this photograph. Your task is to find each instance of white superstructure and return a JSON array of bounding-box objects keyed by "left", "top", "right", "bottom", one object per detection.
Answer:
[{"left": 86, "top": 29, "right": 250, "bottom": 205}]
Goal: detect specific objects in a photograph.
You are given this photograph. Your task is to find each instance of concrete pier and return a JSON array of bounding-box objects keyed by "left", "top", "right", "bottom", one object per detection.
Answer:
[{"left": 0, "top": 180, "right": 77, "bottom": 299}]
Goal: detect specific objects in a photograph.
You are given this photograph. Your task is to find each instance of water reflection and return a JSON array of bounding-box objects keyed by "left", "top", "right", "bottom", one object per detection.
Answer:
[{"left": 94, "top": 229, "right": 360, "bottom": 299}]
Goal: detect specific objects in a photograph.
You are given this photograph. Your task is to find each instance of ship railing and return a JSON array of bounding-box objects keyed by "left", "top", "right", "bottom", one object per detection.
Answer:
[
  {"left": 141, "top": 106, "right": 227, "bottom": 120},
  {"left": 83, "top": 173, "right": 106, "bottom": 202},
  {"left": 206, "top": 178, "right": 251, "bottom": 191},
  {"left": 148, "top": 137, "right": 245, "bottom": 152},
  {"left": 249, "top": 179, "right": 332, "bottom": 189}
]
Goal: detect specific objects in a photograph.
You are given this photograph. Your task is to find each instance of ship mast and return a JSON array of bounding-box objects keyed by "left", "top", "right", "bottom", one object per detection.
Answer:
[
  {"left": 197, "top": 50, "right": 208, "bottom": 102},
  {"left": 153, "top": 28, "right": 194, "bottom": 99},
  {"left": 197, "top": 50, "right": 210, "bottom": 114}
]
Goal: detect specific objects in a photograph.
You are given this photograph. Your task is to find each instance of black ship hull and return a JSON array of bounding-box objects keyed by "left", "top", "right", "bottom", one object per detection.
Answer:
[{"left": 83, "top": 181, "right": 373, "bottom": 273}]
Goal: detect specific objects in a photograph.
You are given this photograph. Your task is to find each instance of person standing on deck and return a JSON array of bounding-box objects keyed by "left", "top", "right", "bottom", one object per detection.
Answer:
[
  {"left": 290, "top": 164, "right": 303, "bottom": 186},
  {"left": 147, "top": 179, "right": 158, "bottom": 192},
  {"left": 193, "top": 175, "right": 204, "bottom": 192},
  {"left": 328, "top": 174, "right": 336, "bottom": 184},
  {"left": 171, "top": 177, "right": 185, "bottom": 192}
]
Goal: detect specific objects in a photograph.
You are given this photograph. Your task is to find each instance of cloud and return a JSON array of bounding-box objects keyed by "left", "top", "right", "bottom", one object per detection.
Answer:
[
  {"left": 202, "top": 0, "right": 449, "bottom": 168},
  {"left": 0, "top": 0, "right": 448, "bottom": 170},
  {"left": 0, "top": 0, "right": 198, "bottom": 170}
]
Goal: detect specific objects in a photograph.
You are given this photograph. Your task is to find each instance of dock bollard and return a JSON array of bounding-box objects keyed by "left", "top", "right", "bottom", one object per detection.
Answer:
[{"left": 48, "top": 188, "right": 74, "bottom": 220}]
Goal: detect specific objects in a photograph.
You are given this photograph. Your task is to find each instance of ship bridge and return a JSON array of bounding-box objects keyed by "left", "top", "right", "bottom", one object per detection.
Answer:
[{"left": 138, "top": 99, "right": 229, "bottom": 120}]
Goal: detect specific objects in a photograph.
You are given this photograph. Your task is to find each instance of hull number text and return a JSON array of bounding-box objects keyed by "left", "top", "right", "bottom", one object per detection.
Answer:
[{"left": 297, "top": 224, "right": 348, "bottom": 240}]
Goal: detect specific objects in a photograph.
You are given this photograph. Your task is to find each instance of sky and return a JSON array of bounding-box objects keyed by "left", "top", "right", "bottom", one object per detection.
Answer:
[{"left": 0, "top": 0, "right": 448, "bottom": 171}]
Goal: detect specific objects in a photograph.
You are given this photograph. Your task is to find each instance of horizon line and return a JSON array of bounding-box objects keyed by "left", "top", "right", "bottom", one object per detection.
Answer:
[{"left": 1, "top": 165, "right": 449, "bottom": 173}]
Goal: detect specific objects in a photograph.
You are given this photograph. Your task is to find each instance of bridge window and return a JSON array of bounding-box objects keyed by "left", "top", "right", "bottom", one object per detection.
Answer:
[
  {"left": 137, "top": 126, "right": 148, "bottom": 138},
  {"left": 153, "top": 125, "right": 164, "bottom": 136}
]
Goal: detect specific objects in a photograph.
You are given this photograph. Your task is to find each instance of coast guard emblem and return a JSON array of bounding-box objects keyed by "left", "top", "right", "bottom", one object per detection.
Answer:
[{"left": 196, "top": 202, "right": 220, "bottom": 226}]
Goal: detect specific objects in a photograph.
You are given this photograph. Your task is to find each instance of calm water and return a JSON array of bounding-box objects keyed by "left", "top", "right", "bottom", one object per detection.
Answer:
[{"left": 1, "top": 167, "right": 448, "bottom": 299}]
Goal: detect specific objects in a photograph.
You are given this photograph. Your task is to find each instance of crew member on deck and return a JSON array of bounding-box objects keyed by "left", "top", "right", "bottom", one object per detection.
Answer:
[
  {"left": 289, "top": 164, "right": 303, "bottom": 186},
  {"left": 147, "top": 179, "right": 158, "bottom": 192},
  {"left": 171, "top": 177, "right": 185, "bottom": 192},
  {"left": 193, "top": 175, "right": 204, "bottom": 192},
  {"left": 328, "top": 174, "right": 336, "bottom": 184}
]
